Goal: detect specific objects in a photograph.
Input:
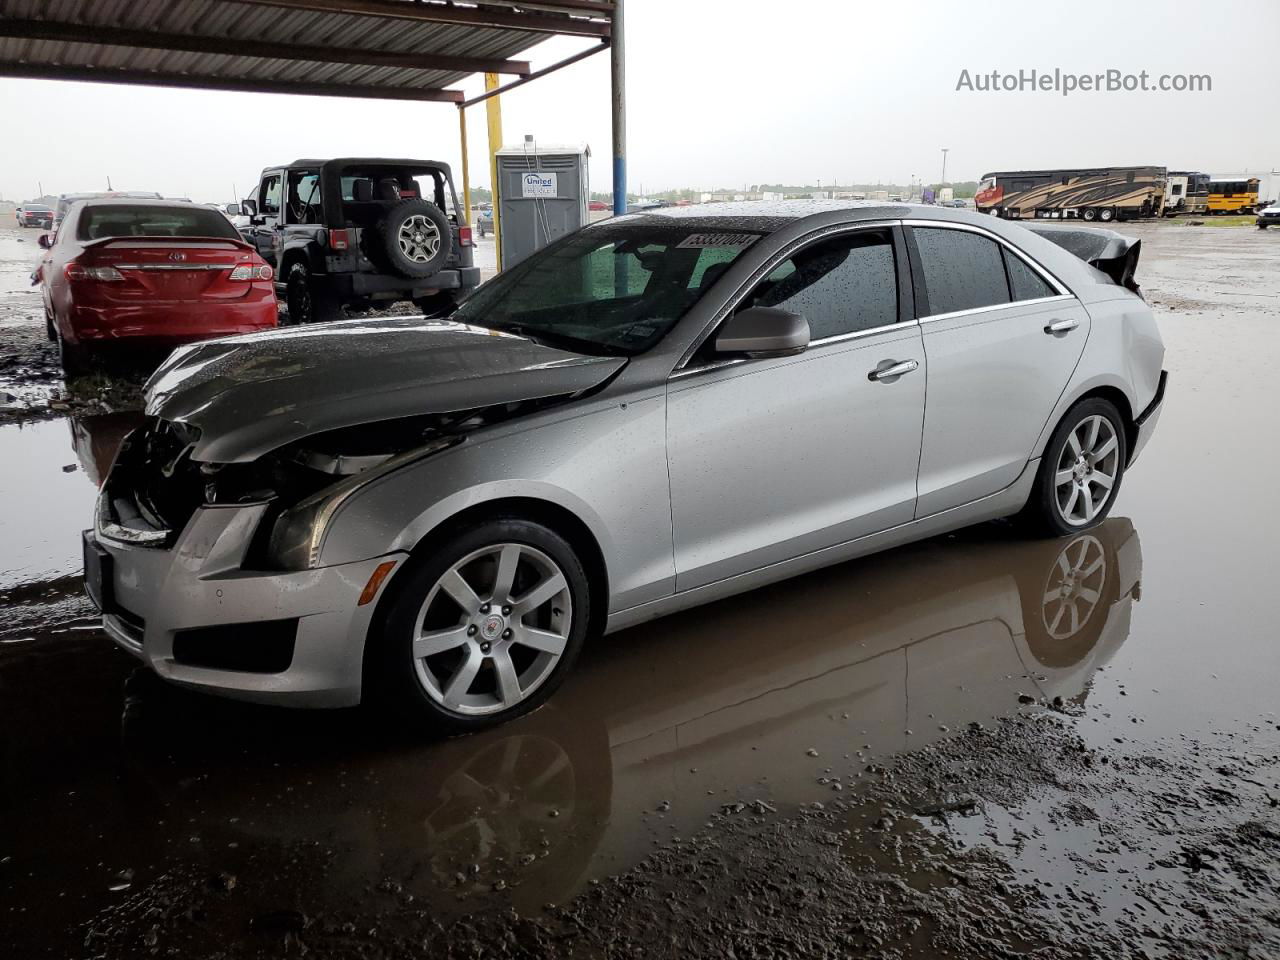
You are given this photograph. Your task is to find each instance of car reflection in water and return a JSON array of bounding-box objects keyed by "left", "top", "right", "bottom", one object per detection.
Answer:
[{"left": 94, "top": 510, "right": 1139, "bottom": 921}]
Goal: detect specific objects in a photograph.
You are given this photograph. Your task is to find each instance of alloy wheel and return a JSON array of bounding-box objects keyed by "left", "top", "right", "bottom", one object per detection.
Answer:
[
  {"left": 397, "top": 215, "right": 441, "bottom": 263},
  {"left": 1053, "top": 414, "right": 1120, "bottom": 527},
  {"left": 413, "top": 543, "right": 573, "bottom": 716},
  {"left": 1041, "top": 534, "right": 1106, "bottom": 640}
]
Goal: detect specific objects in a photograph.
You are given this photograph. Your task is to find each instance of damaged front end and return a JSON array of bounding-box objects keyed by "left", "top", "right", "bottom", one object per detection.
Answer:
[{"left": 98, "top": 395, "right": 577, "bottom": 571}]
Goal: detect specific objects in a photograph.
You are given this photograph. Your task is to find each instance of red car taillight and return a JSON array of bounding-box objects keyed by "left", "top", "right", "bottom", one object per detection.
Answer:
[
  {"left": 65, "top": 262, "right": 124, "bottom": 282},
  {"left": 229, "top": 264, "right": 274, "bottom": 281},
  {"left": 328, "top": 228, "right": 354, "bottom": 251},
  {"left": 458, "top": 226, "right": 474, "bottom": 247}
]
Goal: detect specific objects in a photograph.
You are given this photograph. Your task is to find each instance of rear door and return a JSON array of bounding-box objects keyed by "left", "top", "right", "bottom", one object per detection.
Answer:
[{"left": 907, "top": 222, "right": 1089, "bottom": 516}]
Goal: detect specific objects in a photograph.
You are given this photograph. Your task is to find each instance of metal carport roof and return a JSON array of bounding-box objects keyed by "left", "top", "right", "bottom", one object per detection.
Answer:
[{"left": 0, "top": 0, "right": 614, "bottom": 101}]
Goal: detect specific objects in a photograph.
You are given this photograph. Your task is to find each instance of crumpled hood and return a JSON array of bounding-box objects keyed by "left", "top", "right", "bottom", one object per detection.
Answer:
[{"left": 145, "top": 318, "right": 626, "bottom": 462}]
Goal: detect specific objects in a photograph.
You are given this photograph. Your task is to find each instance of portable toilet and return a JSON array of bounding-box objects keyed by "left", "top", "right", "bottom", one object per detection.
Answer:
[{"left": 495, "top": 139, "right": 591, "bottom": 269}]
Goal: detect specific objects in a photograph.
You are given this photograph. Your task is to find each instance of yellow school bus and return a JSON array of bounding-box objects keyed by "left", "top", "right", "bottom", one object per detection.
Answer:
[{"left": 1207, "top": 177, "right": 1260, "bottom": 214}]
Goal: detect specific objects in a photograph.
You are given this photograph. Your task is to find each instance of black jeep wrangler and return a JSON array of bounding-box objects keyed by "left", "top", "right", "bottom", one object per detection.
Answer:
[{"left": 241, "top": 158, "right": 480, "bottom": 323}]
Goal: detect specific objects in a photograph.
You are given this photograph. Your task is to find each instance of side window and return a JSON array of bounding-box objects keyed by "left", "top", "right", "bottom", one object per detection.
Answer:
[
  {"left": 912, "top": 227, "right": 1011, "bottom": 316},
  {"left": 259, "top": 176, "right": 282, "bottom": 216},
  {"left": 286, "top": 171, "right": 320, "bottom": 223},
  {"left": 1003, "top": 248, "right": 1058, "bottom": 302},
  {"left": 748, "top": 230, "right": 898, "bottom": 340}
]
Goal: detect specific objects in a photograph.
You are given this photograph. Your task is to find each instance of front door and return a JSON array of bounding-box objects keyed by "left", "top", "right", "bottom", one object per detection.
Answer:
[
  {"left": 667, "top": 226, "right": 926, "bottom": 591},
  {"left": 250, "top": 171, "right": 284, "bottom": 265},
  {"left": 907, "top": 223, "right": 1090, "bottom": 516}
]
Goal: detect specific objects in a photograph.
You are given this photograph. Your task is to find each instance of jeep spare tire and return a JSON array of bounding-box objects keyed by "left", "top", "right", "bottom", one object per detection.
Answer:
[{"left": 377, "top": 198, "right": 452, "bottom": 279}]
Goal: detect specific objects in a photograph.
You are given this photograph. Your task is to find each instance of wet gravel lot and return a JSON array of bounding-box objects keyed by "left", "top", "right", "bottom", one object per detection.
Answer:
[{"left": 1, "top": 220, "right": 1278, "bottom": 958}]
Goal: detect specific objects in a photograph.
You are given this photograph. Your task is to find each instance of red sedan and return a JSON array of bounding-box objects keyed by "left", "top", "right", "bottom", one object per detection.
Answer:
[{"left": 38, "top": 199, "right": 278, "bottom": 375}]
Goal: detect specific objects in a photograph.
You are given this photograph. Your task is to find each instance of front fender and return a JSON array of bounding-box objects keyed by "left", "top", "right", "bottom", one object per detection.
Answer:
[{"left": 314, "top": 393, "right": 675, "bottom": 614}]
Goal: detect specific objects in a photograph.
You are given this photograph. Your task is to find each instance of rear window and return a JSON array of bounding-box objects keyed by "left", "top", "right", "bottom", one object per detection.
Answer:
[
  {"left": 77, "top": 205, "right": 241, "bottom": 242},
  {"left": 912, "top": 227, "right": 1011, "bottom": 316}
]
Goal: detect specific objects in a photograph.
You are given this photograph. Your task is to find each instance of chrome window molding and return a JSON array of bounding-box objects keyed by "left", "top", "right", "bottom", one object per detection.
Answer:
[
  {"left": 673, "top": 219, "right": 900, "bottom": 374},
  {"left": 917, "top": 293, "right": 1075, "bottom": 325}
]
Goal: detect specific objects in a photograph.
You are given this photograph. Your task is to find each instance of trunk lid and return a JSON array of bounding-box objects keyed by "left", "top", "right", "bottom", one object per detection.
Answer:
[{"left": 83, "top": 237, "right": 259, "bottom": 301}]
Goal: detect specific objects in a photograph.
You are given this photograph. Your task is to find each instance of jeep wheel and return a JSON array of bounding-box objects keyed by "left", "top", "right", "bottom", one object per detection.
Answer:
[
  {"left": 285, "top": 262, "right": 342, "bottom": 325},
  {"left": 377, "top": 199, "right": 452, "bottom": 280}
]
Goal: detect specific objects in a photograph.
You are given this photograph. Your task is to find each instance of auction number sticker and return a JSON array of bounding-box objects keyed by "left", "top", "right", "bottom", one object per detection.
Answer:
[{"left": 677, "top": 233, "right": 759, "bottom": 249}]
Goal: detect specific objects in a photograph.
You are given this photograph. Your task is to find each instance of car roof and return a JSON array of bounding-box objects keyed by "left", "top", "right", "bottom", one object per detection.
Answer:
[
  {"left": 273, "top": 158, "right": 451, "bottom": 172},
  {"left": 73, "top": 197, "right": 196, "bottom": 208},
  {"left": 617, "top": 198, "right": 984, "bottom": 228}
]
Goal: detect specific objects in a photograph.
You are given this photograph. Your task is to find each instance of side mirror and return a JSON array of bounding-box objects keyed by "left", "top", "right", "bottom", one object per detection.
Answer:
[
  {"left": 714, "top": 306, "right": 810, "bottom": 358},
  {"left": 37, "top": 233, "right": 53, "bottom": 250},
  {"left": 225, "top": 202, "right": 243, "bottom": 216},
  {"left": 241, "top": 198, "right": 257, "bottom": 217}
]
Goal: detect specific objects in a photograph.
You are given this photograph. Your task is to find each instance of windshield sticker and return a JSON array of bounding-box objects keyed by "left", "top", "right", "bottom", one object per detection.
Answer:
[{"left": 677, "top": 233, "right": 759, "bottom": 250}]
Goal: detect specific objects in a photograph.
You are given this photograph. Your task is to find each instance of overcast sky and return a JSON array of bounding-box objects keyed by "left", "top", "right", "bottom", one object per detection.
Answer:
[{"left": 1, "top": 0, "right": 1277, "bottom": 204}]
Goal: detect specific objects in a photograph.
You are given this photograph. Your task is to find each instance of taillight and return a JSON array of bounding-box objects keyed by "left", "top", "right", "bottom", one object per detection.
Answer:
[
  {"left": 65, "top": 262, "right": 124, "bottom": 282},
  {"left": 229, "top": 264, "right": 274, "bottom": 281},
  {"left": 459, "top": 226, "right": 474, "bottom": 247},
  {"left": 328, "top": 228, "right": 354, "bottom": 250}
]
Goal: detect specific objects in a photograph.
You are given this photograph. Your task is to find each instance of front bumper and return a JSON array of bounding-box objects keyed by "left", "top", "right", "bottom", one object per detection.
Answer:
[
  {"left": 1129, "top": 370, "right": 1167, "bottom": 466},
  {"left": 87, "top": 499, "right": 406, "bottom": 707}
]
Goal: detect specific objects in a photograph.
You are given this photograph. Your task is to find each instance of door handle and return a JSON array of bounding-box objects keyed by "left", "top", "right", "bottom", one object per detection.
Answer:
[
  {"left": 868, "top": 359, "right": 919, "bottom": 382},
  {"left": 1044, "top": 318, "right": 1080, "bottom": 335}
]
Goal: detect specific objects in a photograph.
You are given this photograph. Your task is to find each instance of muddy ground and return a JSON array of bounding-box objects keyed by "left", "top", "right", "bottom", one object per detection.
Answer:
[{"left": 1, "top": 221, "right": 1278, "bottom": 959}]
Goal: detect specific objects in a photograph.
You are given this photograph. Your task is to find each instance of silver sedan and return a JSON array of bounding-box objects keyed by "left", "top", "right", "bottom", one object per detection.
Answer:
[{"left": 86, "top": 202, "right": 1166, "bottom": 730}]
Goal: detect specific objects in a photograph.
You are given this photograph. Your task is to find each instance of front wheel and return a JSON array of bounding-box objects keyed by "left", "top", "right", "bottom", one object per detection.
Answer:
[
  {"left": 1021, "top": 398, "right": 1127, "bottom": 537},
  {"left": 369, "top": 519, "right": 592, "bottom": 733}
]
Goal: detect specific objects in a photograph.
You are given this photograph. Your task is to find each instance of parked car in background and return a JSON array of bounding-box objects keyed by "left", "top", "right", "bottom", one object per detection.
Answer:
[
  {"left": 239, "top": 157, "right": 479, "bottom": 324},
  {"left": 85, "top": 202, "right": 1165, "bottom": 732},
  {"left": 475, "top": 205, "right": 495, "bottom": 237},
  {"left": 1257, "top": 204, "right": 1280, "bottom": 229},
  {"left": 38, "top": 198, "right": 277, "bottom": 375},
  {"left": 53, "top": 191, "right": 164, "bottom": 231},
  {"left": 16, "top": 203, "right": 54, "bottom": 228}
]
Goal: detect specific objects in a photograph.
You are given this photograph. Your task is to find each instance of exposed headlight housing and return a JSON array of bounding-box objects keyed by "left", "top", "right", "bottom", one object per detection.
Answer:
[{"left": 267, "top": 435, "right": 461, "bottom": 570}]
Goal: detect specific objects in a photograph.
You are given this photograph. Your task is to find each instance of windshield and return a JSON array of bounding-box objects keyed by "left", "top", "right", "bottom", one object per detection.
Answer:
[
  {"left": 77, "top": 205, "right": 242, "bottom": 242},
  {"left": 454, "top": 222, "right": 765, "bottom": 355}
]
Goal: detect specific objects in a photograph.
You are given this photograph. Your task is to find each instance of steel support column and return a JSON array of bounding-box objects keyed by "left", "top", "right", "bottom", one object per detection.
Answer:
[{"left": 610, "top": 0, "right": 626, "bottom": 217}]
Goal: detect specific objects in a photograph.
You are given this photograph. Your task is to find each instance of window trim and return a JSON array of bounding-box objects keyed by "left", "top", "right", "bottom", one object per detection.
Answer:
[
  {"left": 673, "top": 220, "right": 912, "bottom": 375},
  {"left": 900, "top": 219, "right": 1072, "bottom": 323}
]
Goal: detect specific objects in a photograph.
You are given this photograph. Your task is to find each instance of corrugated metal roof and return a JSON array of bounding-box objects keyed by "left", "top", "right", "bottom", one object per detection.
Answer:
[{"left": 0, "top": 0, "right": 613, "bottom": 100}]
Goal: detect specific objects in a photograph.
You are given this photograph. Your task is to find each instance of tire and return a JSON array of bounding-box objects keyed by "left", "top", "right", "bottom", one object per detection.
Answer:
[
  {"left": 1099, "top": 208, "right": 1115, "bottom": 223},
  {"left": 1260, "top": 223, "right": 1269, "bottom": 230},
  {"left": 375, "top": 199, "right": 452, "bottom": 280},
  {"left": 45, "top": 311, "right": 56, "bottom": 342},
  {"left": 368, "top": 518, "right": 592, "bottom": 733},
  {"left": 987, "top": 208, "right": 1001, "bottom": 217},
  {"left": 411, "top": 291, "right": 461, "bottom": 318},
  {"left": 56, "top": 327, "right": 90, "bottom": 379},
  {"left": 1020, "top": 398, "right": 1128, "bottom": 537},
  {"left": 284, "top": 261, "right": 342, "bottom": 325},
  {"left": 1081, "top": 208, "right": 1098, "bottom": 222}
]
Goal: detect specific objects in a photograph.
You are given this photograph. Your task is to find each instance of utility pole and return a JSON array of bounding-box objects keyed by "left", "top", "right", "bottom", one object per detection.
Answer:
[{"left": 940, "top": 148, "right": 949, "bottom": 188}]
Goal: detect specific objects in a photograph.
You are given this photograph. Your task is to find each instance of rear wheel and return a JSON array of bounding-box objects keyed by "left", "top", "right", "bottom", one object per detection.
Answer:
[
  {"left": 56, "top": 327, "right": 90, "bottom": 379},
  {"left": 369, "top": 519, "right": 591, "bottom": 733},
  {"left": 1081, "top": 208, "right": 1098, "bottom": 222},
  {"left": 284, "top": 262, "right": 342, "bottom": 325},
  {"left": 1021, "top": 398, "right": 1127, "bottom": 537},
  {"left": 1099, "top": 208, "right": 1116, "bottom": 223}
]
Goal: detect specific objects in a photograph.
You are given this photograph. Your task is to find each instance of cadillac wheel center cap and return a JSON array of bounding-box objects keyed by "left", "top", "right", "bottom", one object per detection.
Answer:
[{"left": 480, "top": 614, "right": 506, "bottom": 642}]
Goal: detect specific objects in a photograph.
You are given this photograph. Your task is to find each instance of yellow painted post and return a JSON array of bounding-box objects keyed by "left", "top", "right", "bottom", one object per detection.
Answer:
[
  {"left": 485, "top": 71, "right": 503, "bottom": 272},
  {"left": 457, "top": 104, "right": 471, "bottom": 225}
]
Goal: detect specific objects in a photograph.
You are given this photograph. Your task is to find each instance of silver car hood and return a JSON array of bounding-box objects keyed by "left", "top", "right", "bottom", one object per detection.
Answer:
[{"left": 145, "top": 318, "right": 626, "bottom": 462}]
